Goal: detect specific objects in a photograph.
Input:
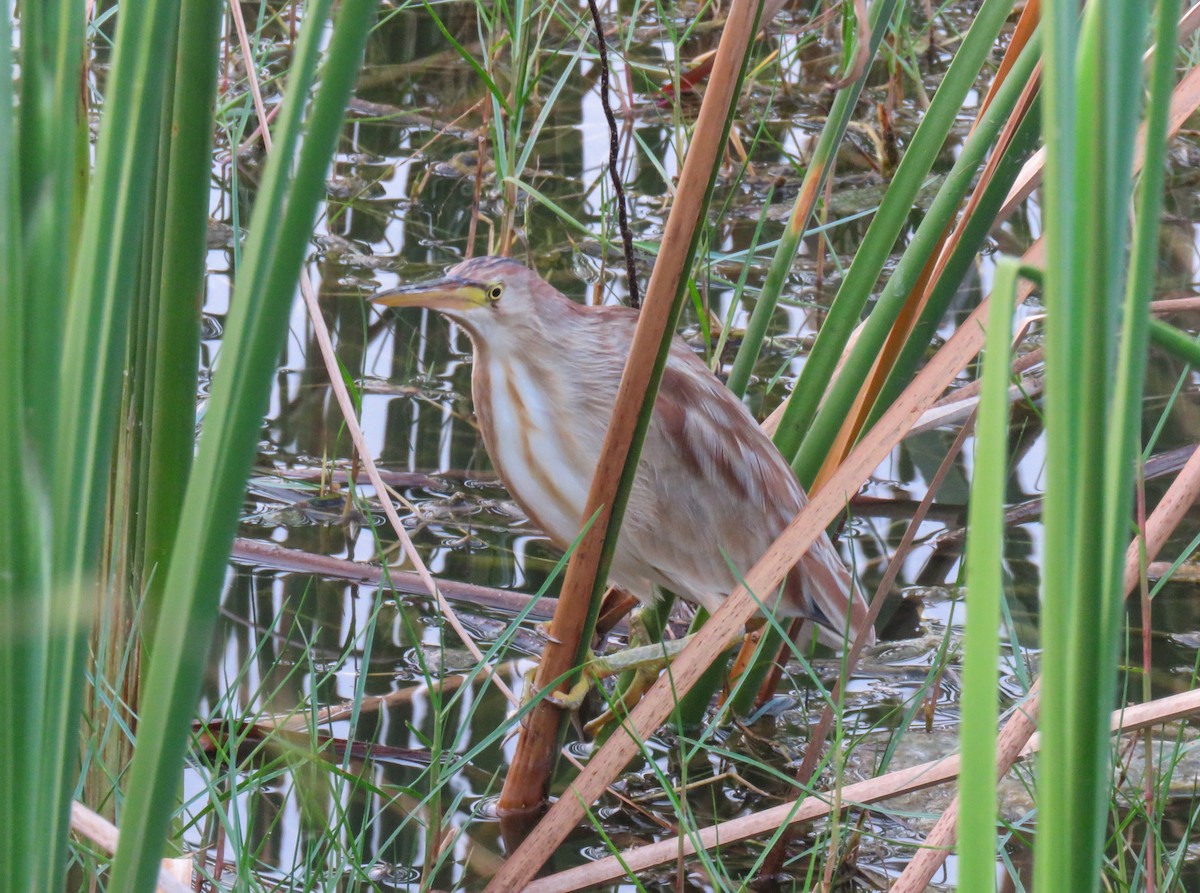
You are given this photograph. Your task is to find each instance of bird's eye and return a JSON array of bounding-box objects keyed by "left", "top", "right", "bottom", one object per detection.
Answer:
[{"left": 486, "top": 284, "right": 503, "bottom": 302}]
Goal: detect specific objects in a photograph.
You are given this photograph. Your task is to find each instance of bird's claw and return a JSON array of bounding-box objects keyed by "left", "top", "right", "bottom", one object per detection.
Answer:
[{"left": 543, "top": 674, "right": 595, "bottom": 712}]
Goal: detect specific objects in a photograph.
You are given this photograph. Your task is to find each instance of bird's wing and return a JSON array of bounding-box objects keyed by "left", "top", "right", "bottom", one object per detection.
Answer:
[{"left": 617, "top": 346, "right": 874, "bottom": 646}]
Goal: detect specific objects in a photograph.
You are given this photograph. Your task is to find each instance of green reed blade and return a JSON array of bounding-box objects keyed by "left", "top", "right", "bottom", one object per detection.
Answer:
[
  {"left": 725, "top": 0, "right": 898, "bottom": 399},
  {"left": 139, "top": 0, "right": 225, "bottom": 633},
  {"left": 957, "top": 256, "right": 1016, "bottom": 891},
  {"left": 790, "top": 29, "right": 1041, "bottom": 486},
  {"left": 43, "top": 3, "right": 182, "bottom": 890},
  {"left": 868, "top": 106, "right": 1042, "bottom": 425},
  {"left": 771, "top": 0, "right": 1015, "bottom": 470},
  {"left": 1034, "top": 0, "right": 1161, "bottom": 887},
  {"left": 107, "top": 2, "right": 378, "bottom": 890}
]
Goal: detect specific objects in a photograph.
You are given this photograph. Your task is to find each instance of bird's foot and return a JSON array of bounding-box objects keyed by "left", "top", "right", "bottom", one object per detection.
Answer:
[
  {"left": 543, "top": 635, "right": 696, "bottom": 736},
  {"left": 578, "top": 660, "right": 662, "bottom": 738}
]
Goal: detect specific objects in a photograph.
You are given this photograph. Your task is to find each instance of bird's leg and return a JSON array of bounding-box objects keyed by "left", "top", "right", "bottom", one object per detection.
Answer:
[
  {"left": 549, "top": 613, "right": 743, "bottom": 737},
  {"left": 543, "top": 634, "right": 692, "bottom": 712},
  {"left": 522, "top": 598, "right": 653, "bottom": 723},
  {"left": 547, "top": 607, "right": 672, "bottom": 710}
]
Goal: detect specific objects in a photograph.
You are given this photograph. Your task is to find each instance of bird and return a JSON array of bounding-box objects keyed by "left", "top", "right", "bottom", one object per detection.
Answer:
[{"left": 372, "top": 255, "right": 875, "bottom": 649}]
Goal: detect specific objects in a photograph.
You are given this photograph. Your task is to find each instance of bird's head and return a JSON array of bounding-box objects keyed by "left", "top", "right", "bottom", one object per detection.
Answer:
[{"left": 371, "top": 256, "right": 555, "bottom": 343}]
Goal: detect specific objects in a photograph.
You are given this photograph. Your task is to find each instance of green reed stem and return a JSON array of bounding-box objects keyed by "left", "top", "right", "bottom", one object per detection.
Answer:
[
  {"left": 107, "top": 3, "right": 378, "bottom": 890},
  {"left": 725, "top": 0, "right": 898, "bottom": 399},
  {"left": 956, "top": 256, "right": 1016, "bottom": 891},
  {"left": 1034, "top": 0, "right": 1159, "bottom": 887},
  {"left": 772, "top": 0, "right": 1015, "bottom": 471}
]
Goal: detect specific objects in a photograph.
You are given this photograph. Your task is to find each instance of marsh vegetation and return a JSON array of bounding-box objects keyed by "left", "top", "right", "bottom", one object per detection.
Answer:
[{"left": 6, "top": 1, "right": 1200, "bottom": 891}]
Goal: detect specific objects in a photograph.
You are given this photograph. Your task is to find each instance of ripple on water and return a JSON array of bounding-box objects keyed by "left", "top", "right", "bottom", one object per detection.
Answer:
[
  {"left": 564, "top": 740, "right": 593, "bottom": 759},
  {"left": 579, "top": 844, "right": 618, "bottom": 862},
  {"left": 474, "top": 795, "right": 503, "bottom": 821},
  {"left": 365, "top": 863, "right": 422, "bottom": 887}
]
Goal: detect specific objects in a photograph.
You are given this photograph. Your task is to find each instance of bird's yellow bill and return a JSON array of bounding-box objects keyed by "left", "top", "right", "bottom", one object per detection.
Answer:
[{"left": 371, "top": 276, "right": 486, "bottom": 311}]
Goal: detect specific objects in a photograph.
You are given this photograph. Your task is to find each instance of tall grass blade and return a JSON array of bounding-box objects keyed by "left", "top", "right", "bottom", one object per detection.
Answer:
[
  {"left": 794, "top": 31, "right": 1041, "bottom": 488},
  {"left": 1035, "top": 0, "right": 1155, "bottom": 887},
  {"left": 107, "top": 3, "right": 379, "bottom": 890},
  {"left": 139, "top": 0, "right": 225, "bottom": 629},
  {"left": 725, "top": 0, "right": 898, "bottom": 399},
  {"left": 43, "top": 2, "right": 182, "bottom": 888},
  {"left": 17, "top": 1, "right": 85, "bottom": 444},
  {"left": 956, "top": 257, "right": 1017, "bottom": 890},
  {"left": 772, "top": 0, "right": 1015, "bottom": 473},
  {"left": 0, "top": 11, "right": 55, "bottom": 892},
  {"left": 869, "top": 108, "right": 1042, "bottom": 424}
]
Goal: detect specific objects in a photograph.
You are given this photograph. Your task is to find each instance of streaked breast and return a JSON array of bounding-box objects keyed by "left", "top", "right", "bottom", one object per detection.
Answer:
[{"left": 473, "top": 353, "right": 595, "bottom": 549}]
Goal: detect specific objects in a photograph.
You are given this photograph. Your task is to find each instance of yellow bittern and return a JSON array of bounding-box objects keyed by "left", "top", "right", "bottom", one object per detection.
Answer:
[{"left": 372, "top": 256, "right": 874, "bottom": 649}]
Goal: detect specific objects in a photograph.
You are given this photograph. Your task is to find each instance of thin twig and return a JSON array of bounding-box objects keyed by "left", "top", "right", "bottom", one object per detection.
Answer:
[
  {"left": 586, "top": 0, "right": 640, "bottom": 307},
  {"left": 229, "top": 537, "right": 563, "bottom": 621},
  {"left": 467, "top": 98, "right": 490, "bottom": 258},
  {"left": 229, "top": 0, "right": 273, "bottom": 152}
]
